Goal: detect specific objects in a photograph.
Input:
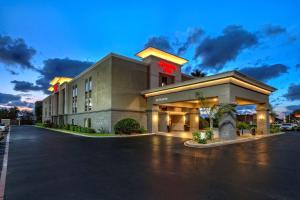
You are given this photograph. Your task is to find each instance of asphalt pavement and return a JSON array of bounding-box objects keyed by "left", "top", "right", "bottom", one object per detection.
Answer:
[{"left": 3, "top": 126, "right": 300, "bottom": 200}]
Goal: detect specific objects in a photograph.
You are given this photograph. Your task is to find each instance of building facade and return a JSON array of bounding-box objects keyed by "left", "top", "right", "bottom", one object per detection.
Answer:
[{"left": 42, "top": 47, "right": 276, "bottom": 139}]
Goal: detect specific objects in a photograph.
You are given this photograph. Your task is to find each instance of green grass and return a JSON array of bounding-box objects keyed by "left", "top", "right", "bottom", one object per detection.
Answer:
[{"left": 35, "top": 125, "right": 114, "bottom": 137}]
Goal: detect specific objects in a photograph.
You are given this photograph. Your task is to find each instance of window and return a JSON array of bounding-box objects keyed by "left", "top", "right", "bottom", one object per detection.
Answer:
[
  {"left": 159, "top": 73, "right": 174, "bottom": 87},
  {"left": 48, "top": 98, "right": 51, "bottom": 116},
  {"left": 84, "top": 118, "right": 91, "bottom": 128},
  {"left": 72, "top": 85, "right": 78, "bottom": 113},
  {"left": 71, "top": 119, "right": 74, "bottom": 125},
  {"left": 85, "top": 77, "right": 92, "bottom": 111}
]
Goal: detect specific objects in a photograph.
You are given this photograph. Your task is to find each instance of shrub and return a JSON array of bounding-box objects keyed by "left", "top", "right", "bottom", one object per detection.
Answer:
[
  {"left": 237, "top": 122, "right": 250, "bottom": 135},
  {"left": 114, "top": 118, "right": 140, "bottom": 134},
  {"left": 198, "top": 138, "right": 207, "bottom": 144},
  {"left": 98, "top": 127, "right": 109, "bottom": 134},
  {"left": 270, "top": 125, "right": 280, "bottom": 133},
  {"left": 63, "top": 124, "right": 70, "bottom": 130},
  {"left": 80, "top": 127, "right": 96, "bottom": 133},
  {"left": 192, "top": 131, "right": 200, "bottom": 141},
  {"left": 192, "top": 131, "right": 208, "bottom": 144},
  {"left": 205, "top": 129, "right": 213, "bottom": 140},
  {"left": 35, "top": 123, "right": 43, "bottom": 127},
  {"left": 138, "top": 126, "right": 147, "bottom": 133}
]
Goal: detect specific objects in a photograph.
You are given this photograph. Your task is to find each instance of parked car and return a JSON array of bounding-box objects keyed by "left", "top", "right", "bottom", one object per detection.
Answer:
[
  {"left": 0, "top": 123, "right": 8, "bottom": 132},
  {"left": 280, "top": 123, "right": 297, "bottom": 131}
]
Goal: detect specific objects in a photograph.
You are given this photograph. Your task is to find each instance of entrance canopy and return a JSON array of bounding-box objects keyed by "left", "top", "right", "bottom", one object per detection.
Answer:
[
  {"left": 142, "top": 70, "right": 276, "bottom": 106},
  {"left": 142, "top": 71, "right": 276, "bottom": 138}
]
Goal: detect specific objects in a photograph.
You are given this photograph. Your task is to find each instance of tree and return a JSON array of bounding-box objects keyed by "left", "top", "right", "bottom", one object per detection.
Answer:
[
  {"left": 0, "top": 107, "right": 19, "bottom": 119},
  {"left": 196, "top": 92, "right": 236, "bottom": 130},
  {"left": 196, "top": 92, "right": 218, "bottom": 130},
  {"left": 191, "top": 69, "right": 206, "bottom": 78},
  {"left": 35, "top": 101, "right": 43, "bottom": 123}
]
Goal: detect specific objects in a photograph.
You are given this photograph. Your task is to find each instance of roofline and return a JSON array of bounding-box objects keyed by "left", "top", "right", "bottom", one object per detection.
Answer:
[
  {"left": 141, "top": 70, "right": 277, "bottom": 95},
  {"left": 70, "top": 53, "right": 148, "bottom": 83},
  {"left": 181, "top": 73, "right": 195, "bottom": 79},
  {"left": 135, "top": 47, "right": 188, "bottom": 64}
]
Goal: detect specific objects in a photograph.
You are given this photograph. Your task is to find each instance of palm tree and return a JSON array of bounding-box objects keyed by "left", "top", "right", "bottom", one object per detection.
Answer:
[
  {"left": 196, "top": 92, "right": 236, "bottom": 130},
  {"left": 191, "top": 69, "right": 206, "bottom": 77}
]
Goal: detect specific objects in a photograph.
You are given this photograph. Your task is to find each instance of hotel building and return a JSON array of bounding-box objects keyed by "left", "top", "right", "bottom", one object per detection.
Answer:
[{"left": 42, "top": 47, "right": 276, "bottom": 140}]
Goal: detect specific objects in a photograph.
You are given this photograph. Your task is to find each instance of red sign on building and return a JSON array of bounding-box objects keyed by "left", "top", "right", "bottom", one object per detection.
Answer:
[
  {"left": 157, "top": 61, "right": 178, "bottom": 75},
  {"left": 53, "top": 83, "right": 59, "bottom": 93}
]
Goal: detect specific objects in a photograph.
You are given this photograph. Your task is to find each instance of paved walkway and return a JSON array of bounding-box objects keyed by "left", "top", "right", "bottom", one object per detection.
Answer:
[{"left": 2, "top": 126, "right": 300, "bottom": 199}]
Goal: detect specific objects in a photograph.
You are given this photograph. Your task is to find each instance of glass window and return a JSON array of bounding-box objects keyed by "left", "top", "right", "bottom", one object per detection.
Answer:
[{"left": 89, "top": 77, "right": 92, "bottom": 91}]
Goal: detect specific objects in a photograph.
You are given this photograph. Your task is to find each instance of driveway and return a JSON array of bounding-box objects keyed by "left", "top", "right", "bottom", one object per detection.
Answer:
[{"left": 3, "top": 126, "right": 300, "bottom": 199}]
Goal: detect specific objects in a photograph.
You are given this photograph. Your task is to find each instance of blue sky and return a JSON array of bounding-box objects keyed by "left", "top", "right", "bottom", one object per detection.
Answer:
[{"left": 0, "top": 0, "right": 299, "bottom": 116}]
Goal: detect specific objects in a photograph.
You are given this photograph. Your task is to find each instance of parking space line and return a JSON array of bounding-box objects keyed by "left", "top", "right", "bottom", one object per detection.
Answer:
[{"left": 0, "top": 128, "right": 10, "bottom": 200}]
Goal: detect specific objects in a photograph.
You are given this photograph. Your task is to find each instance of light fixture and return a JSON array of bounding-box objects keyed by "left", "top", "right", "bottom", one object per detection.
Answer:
[{"left": 136, "top": 47, "right": 188, "bottom": 65}]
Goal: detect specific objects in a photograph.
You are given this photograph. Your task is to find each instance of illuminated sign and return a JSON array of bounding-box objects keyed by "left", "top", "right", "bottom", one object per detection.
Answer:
[
  {"left": 53, "top": 83, "right": 59, "bottom": 93},
  {"left": 295, "top": 113, "right": 300, "bottom": 118},
  {"left": 158, "top": 61, "right": 177, "bottom": 74}
]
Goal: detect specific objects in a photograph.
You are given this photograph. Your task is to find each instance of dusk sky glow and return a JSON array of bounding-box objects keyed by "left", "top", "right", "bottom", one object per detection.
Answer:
[{"left": 0, "top": 0, "right": 299, "bottom": 117}]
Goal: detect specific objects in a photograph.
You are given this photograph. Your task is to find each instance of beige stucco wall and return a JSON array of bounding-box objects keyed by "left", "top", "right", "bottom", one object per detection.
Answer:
[{"left": 42, "top": 96, "right": 51, "bottom": 122}]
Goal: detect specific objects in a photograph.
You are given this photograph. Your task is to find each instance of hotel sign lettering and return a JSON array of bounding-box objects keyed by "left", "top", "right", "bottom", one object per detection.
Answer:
[
  {"left": 155, "top": 97, "right": 168, "bottom": 103},
  {"left": 157, "top": 61, "right": 177, "bottom": 75},
  {"left": 53, "top": 83, "right": 59, "bottom": 93}
]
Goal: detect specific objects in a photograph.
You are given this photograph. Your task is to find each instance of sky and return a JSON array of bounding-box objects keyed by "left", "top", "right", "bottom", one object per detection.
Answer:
[{"left": 0, "top": 0, "right": 299, "bottom": 117}]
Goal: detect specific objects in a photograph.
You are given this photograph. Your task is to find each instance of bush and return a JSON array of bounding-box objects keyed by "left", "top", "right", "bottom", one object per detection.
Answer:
[
  {"left": 81, "top": 127, "right": 96, "bottom": 133},
  {"left": 63, "top": 124, "right": 70, "bottom": 130},
  {"left": 199, "top": 138, "right": 207, "bottom": 144},
  {"left": 270, "top": 125, "right": 280, "bottom": 133},
  {"left": 98, "top": 127, "right": 109, "bottom": 134},
  {"left": 192, "top": 131, "right": 207, "bottom": 144},
  {"left": 138, "top": 126, "right": 147, "bottom": 133},
  {"left": 237, "top": 122, "right": 250, "bottom": 134},
  {"left": 192, "top": 131, "right": 200, "bottom": 141},
  {"left": 205, "top": 129, "right": 213, "bottom": 140},
  {"left": 114, "top": 118, "right": 140, "bottom": 134}
]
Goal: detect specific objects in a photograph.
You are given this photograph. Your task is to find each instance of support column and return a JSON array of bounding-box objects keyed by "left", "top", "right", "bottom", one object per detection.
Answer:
[
  {"left": 147, "top": 105, "right": 159, "bottom": 133},
  {"left": 256, "top": 103, "right": 270, "bottom": 135},
  {"left": 218, "top": 95, "right": 236, "bottom": 140},
  {"left": 159, "top": 112, "right": 169, "bottom": 132},
  {"left": 189, "top": 108, "right": 199, "bottom": 131}
]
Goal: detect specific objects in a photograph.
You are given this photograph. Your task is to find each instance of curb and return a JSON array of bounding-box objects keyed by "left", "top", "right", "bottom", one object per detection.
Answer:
[
  {"left": 35, "top": 126, "right": 155, "bottom": 138},
  {"left": 184, "top": 132, "right": 286, "bottom": 149}
]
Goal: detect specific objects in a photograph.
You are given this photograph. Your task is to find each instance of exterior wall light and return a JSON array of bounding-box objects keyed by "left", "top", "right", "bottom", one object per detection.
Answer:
[
  {"left": 153, "top": 114, "right": 158, "bottom": 122},
  {"left": 258, "top": 114, "right": 265, "bottom": 120}
]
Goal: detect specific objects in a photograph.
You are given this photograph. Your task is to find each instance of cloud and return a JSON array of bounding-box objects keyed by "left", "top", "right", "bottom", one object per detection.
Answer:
[
  {"left": 236, "top": 105, "right": 256, "bottom": 115},
  {"left": 194, "top": 25, "right": 258, "bottom": 71},
  {"left": 286, "top": 105, "right": 300, "bottom": 112},
  {"left": 263, "top": 24, "right": 286, "bottom": 36},
  {"left": 6, "top": 100, "right": 34, "bottom": 108},
  {"left": 0, "top": 35, "right": 36, "bottom": 70},
  {"left": 177, "top": 28, "right": 204, "bottom": 55},
  {"left": 11, "top": 80, "right": 43, "bottom": 92},
  {"left": 6, "top": 68, "right": 19, "bottom": 75},
  {"left": 239, "top": 64, "right": 288, "bottom": 81},
  {"left": 0, "top": 92, "right": 34, "bottom": 109},
  {"left": 284, "top": 84, "right": 300, "bottom": 101},
  {"left": 0, "top": 92, "right": 20, "bottom": 104},
  {"left": 36, "top": 58, "right": 93, "bottom": 93},
  {"left": 144, "top": 36, "right": 173, "bottom": 52}
]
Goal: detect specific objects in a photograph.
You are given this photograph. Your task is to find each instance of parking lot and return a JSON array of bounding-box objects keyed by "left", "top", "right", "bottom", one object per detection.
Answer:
[{"left": 1, "top": 126, "right": 300, "bottom": 199}]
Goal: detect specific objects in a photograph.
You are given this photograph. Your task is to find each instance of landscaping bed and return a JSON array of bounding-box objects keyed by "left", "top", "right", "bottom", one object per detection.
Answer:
[
  {"left": 185, "top": 132, "right": 285, "bottom": 148},
  {"left": 35, "top": 118, "right": 152, "bottom": 138}
]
